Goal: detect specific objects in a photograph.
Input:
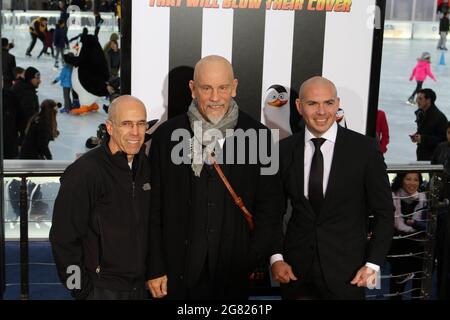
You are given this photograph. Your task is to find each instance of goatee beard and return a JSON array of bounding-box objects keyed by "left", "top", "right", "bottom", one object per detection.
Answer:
[{"left": 208, "top": 116, "right": 223, "bottom": 124}]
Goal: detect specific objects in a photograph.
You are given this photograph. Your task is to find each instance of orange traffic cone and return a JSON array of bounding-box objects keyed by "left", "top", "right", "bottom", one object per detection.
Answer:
[{"left": 440, "top": 51, "right": 446, "bottom": 65}]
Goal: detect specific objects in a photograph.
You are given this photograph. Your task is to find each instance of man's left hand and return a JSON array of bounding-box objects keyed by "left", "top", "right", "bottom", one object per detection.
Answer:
[
  {"left": 415, "top": 134, "right": 422, "bottom": 144},
  {"left": 350, "top": 266, "right": 377, "bottom": 289}
]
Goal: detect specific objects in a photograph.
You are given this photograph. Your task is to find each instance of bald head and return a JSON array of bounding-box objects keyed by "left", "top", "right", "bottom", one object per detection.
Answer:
[
  {"left": 189, "top": 55, "right": 238, "bottom": 124},
  {"left": 298, "top": 76, "right": 337, "bottom": 101},
  {"left": 106, "top": 95, "right": 147, "bottom": 162},
  {"left": 108, "top": 95, "right": 146, "bottom": 122},
  {"left": 295, "top": 76, "right": 340, "bottom": 137},
  {"left": 193, "top": 55, "right": 235, "bottom": 82}
]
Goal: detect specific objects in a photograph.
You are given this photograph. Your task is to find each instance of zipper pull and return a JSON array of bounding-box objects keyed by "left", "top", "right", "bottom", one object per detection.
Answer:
[{"left": 96, "top": 265, "right": 101, "bottom": 274}]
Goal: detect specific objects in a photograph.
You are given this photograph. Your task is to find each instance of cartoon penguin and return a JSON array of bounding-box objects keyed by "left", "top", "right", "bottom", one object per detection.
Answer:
[
  {"left": 336, "top": 107, "right": 347, "bottom": 128},
  {"left": 263, "top": 84, "right": 292, "bottom": 140},
  {"left": 68, "top": 34, "right": 110, "bottom": 115}
]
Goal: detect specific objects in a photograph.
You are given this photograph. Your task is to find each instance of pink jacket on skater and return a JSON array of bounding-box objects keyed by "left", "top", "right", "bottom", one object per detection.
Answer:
[{"left": 410, "top": 59, "right": 436, "bottom": 82}]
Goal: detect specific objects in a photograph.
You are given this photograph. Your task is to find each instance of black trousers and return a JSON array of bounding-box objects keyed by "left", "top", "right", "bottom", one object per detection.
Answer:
[
  {"left": 437, "top": 207, "right": 450, "bottom": 299},
  {"left": 26, "top": 33, "right": 44, "bottom": 55},
  {"left": 38, "top": 45, "right": 54, "bottom": 58},
  {"left": 63, "top": 87, "right": 72, "bottom": 110},
  {"left": 186, "top": 259, "right": 213, "bottom": 300},
  {"left": 86, "top": 286, "right": 148, "bottom": 300},
  {"left": 410, "top": 81, "right": 424, "bottom": 100},
  {"left": 281, "top": 251, "right": 332, "bottom": 300}
]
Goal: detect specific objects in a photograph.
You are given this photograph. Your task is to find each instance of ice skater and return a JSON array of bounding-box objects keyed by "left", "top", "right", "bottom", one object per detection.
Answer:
[
  {"left": 408, "top": 52, "right": 436, "bottom": 105},
  {"left": 438, "top": 12, "right": 450, "bottom": 50}
]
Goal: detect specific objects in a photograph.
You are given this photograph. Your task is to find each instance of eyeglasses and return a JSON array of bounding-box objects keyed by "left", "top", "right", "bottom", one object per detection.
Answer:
[{"left": 113, "top": 120, "right": 148, "bottom": 130}]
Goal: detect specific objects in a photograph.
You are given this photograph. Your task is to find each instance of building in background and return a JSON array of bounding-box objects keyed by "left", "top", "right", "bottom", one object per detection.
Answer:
[
  {"left": 386, "top": 0, "right": 439, "bottom": 22},
  {"left": 2, "top": 0, "right": 98, "bottom": 11}
]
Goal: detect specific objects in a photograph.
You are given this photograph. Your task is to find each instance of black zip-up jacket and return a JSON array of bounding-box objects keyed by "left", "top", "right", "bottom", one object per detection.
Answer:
[
  {"left": 11, "top": 80, "right": 39, "bottom": 140},
  {"left": 50, "top": 141, "right": 151, "bottom": 299},
  {"left": 19, "top": 116, "right": 53, "bottom": 160}
]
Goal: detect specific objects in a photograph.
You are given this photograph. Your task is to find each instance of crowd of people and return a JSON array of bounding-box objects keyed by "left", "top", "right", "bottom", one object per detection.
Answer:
[
  {"left": 3, "top": 37, "right": 450, "bottom": 300},
  {"left": 402, "top": 17, "right": 450, "bottom": 299},
  {"left": 377, "top": 8, "right": 450, "bottom": 295},
  {"left": 46, "top": 54, "right": 449, "bottom": 300},
  {"left": 1, "top": 1, "right": 450, "bottom": 301},
  {"left": 1, "top": 0, "right": 123, "bottom": 160},
  {"left": 42, "top": 0, "right": 120, "bottom": 14},
  {"left": 2, "top": 1, "right": 123, "bottom": 228}
]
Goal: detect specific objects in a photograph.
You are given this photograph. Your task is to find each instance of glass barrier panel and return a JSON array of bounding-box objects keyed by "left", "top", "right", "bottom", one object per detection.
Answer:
[{"left": 3, "top": 176, "right": 60, "bottom": 240}]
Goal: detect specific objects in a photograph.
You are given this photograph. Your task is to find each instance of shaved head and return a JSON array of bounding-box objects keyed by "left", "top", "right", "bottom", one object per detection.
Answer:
[
  {"left": 108, "top": 95, "right": 146, "bottom": 122},
  {"left": 295, "top": 76, "right": 340, "bottom": 137},
  {"left": 106, "top": 95, "right": 147, "bottom": 162},
  {"left": 299, "top": 76, "right": 337, "bottom": 101},
  {"left": 193, "top": 55, "right": 235, "bottom": 82},
  {"left": 189, "top": 55, "right": 238, "bottom": 124}
]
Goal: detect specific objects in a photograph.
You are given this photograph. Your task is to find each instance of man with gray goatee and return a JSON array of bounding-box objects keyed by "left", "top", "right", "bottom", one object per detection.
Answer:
[{"left": 147, "top": 55, "right": 284, "bottom": 300}]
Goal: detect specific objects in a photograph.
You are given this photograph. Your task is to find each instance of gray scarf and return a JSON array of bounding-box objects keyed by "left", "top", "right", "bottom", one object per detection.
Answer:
[{"left": 187, "top": 99, "right": 239, "bottom": 177}]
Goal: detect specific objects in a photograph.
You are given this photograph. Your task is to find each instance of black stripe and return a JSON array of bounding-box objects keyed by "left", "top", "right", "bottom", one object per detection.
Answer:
[
  {"left": 232, "top": 7, "right": 266, "bottom": 121},
  {"left": 120, "top": 0, "right": 131, "bottom": 95},
  {"left": 168, "top": 8, "right": 203, "bottom": 119},
  {"left": 289, "top": 10, "right": 327, "bottom": 133},
  {"left": 0, "top": 0, "right": 5, "bottom": 299},
  {"left": 366, "top": 0, "right": 386, "bottom": 137}
]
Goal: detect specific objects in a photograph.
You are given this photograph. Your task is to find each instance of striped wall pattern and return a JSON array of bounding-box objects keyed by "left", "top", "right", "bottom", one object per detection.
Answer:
[{"left": 129, "top": 1, "right": 379, "bottom": 135}]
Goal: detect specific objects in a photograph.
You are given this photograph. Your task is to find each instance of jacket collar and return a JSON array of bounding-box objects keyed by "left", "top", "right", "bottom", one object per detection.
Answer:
[
  {"left": 292, "top": 124, "right": 346, "bottom": 220},
  {"left": 304, "top": 122, "right": 338, "bottom": 144},
  {"left": 102, "top": 136, "right": 145, "bottom": 171}
]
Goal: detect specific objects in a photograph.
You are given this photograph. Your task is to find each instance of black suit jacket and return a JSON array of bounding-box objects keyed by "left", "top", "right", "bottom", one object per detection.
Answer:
[
  {"left": 415, "top": 105, "right": 448, "bottom": 161},
  {"left": 278, "top": 125, "right": 394, "bottom": 298},
  {"left": 148, "top": 111, "right": 284, "bottom": 299}
]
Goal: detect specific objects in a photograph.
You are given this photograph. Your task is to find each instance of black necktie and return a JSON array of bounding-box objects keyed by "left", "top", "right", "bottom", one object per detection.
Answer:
[{"left": 309, "top": 138, "right": 326, "bottom": 215}]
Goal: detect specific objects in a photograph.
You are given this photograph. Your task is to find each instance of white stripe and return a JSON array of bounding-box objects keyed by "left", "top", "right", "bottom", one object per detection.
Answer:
[
  {"left": 322, "top": 0, "right": 377, "bottom": 134},
  {"left": 131, "top": 3, "right": 170, "bottom": 122},
  {"left": 260, "top": 11, "right": 295, "bottom": 140},
  {"left": 201, "top": 8, "right": 234, "bottom": 62}
]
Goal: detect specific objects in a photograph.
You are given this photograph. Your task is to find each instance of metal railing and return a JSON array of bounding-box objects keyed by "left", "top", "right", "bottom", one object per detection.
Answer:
[
  {"left": 2, "top": 160, "right": 70, "bottom": 300},
  {"left": 1, "top": 10, "right": 118, "bottom": 31},
  {"left": 378, "top": 164, "right": 444, "bottom": 299},
  {"left": 0, "top": 161, "right": 446, "bottom": 300}
]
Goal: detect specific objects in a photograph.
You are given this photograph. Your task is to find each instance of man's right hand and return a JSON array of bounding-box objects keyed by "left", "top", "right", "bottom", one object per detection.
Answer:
[
  {"left": 409, "top": 134, "right": 418, "bottom": 143},
  {"left": 271, "top": 261, "right": 298, "bottom": 283},
  {"left": 147, "top": 275, "right": 168, "bottom": 298}
]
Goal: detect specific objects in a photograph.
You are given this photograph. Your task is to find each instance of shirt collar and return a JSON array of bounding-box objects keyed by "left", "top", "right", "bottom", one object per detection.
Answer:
[{"left": 305, "top": 121, "right": 338, "bottom": 144}]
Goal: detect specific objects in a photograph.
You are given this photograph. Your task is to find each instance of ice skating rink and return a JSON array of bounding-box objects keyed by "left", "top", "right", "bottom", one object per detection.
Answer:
[
  {"left": 2, "top": 26, "right": 111, "bottom": 161},
  {"left": 380, "top": 38, "right": 450, "bottom": 164},
  {"left": 4, "top": 26, "right": 450, "bottom": 164}
]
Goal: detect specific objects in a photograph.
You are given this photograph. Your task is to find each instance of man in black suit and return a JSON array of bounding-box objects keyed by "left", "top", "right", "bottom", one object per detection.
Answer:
[
  {"left": 410, "top": 88, "right": 448, "bottom": 161},
  {"left": 271, "top": 76, "right": 394, "bottom": 299},
  {"left": 147, "top": 55, "right": 284, "bottom": 299}
]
